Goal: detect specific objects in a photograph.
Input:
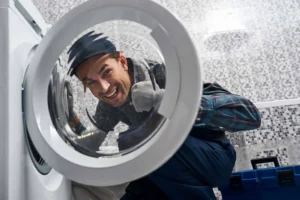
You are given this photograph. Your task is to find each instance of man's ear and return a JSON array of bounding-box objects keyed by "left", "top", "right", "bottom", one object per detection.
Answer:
[{"left": 119, "top": 53, "right": 128, "bottom": 70}]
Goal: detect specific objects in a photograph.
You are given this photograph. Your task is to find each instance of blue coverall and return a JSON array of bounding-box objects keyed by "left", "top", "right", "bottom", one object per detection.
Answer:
[{"left": 120, "top": 82, "right": 261, "bottom": 200}]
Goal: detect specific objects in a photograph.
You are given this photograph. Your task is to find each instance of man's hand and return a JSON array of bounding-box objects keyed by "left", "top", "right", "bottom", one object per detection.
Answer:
[{"left": 131, "top": 81, "right": 164, "bottom": 112}]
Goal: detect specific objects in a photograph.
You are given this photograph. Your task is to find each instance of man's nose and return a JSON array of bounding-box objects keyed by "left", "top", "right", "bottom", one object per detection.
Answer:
[{"left": 98, "top": 78, "right": 110, "bottom": 93}]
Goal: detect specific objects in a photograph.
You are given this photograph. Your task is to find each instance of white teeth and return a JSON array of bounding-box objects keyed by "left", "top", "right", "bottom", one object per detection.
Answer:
[{"left": 105, "top": 89, "right": 116, "bottom": 98}]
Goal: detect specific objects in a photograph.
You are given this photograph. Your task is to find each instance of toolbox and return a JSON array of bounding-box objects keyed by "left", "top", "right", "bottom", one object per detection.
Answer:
[{"left": 219, "top": 157, "right": 300, "bottom": 200}]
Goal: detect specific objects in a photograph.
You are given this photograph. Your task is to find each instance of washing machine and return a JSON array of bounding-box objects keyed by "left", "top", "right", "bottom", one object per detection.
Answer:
[{"left": 1, "top": 0, "right": 203, "bottom": 199}]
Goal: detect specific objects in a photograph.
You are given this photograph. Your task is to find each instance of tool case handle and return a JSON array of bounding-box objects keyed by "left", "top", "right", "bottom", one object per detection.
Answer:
[{"left": 251, "top": 156, "right": 280, "bottom": 169}]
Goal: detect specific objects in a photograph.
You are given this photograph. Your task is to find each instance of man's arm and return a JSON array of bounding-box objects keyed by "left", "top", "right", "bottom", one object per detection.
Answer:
[
  {"left": 69, "top": 102, "right": 119, "bottom": 135},
  {"left": 194, "top": 83, "right": 261, "bottom": 132},
  {"left": 92, "top": 102, "right": 120, "bottom": 133},
  {"left": 148, "top": 63, "right": 261, "bottom": 133}
]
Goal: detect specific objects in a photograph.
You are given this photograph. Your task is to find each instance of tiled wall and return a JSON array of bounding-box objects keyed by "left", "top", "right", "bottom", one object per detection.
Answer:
[
  {"left": 31, "top": 0, "right": 300, "bottom": 199},
  {"left": 228, "top": 104, "right": 300, "bottom": 171},
  {"left": 33, "top": 0, "right": 300, "bottom": 102}
]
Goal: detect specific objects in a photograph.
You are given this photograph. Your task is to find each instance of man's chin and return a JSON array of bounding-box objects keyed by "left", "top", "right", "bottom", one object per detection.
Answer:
[
  {"left": 100, "top": 94, "right": 128, "bottom": 107},
  {"left": 110, "top": 99, "right": 127, "bottom": 107}
]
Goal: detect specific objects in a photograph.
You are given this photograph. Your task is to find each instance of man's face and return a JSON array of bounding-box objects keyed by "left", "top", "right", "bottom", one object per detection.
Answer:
[{"left": 76, "top": 53, "right": 132, "bottom": 107}]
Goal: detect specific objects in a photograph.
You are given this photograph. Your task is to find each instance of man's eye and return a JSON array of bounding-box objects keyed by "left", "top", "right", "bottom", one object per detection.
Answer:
[
  {"left": 85, "top": 80, "right": 95, "bottom": 86},
  {"left": 103, "top": 69, "right": 111, "bottom": 77}
]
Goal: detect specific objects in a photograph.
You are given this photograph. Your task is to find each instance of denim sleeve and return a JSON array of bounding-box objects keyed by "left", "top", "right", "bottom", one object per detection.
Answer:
[
  {"left": 93, "top": 102, "right": 120, "bottom": 133},
  {"left": 194, "top": 93, "right": 261, "bottom": 132},
  {"left": 149, "top": 61, "right": 166, "bottom": 89},
  {"left": 70, "top": 102, "right": 119, "bottom": 135},
  {"left": 148, "top": 63, "right": 261, "bottom": 133}
]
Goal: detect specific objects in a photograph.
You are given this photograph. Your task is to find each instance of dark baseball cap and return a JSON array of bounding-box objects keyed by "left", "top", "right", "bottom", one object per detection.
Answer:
[{"left": 67, "top": 31, "right": 117, "bottom": 77}]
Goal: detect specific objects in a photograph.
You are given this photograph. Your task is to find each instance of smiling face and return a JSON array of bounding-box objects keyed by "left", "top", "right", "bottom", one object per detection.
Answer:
[{"left": 76, "top": 53, "right": 133, "bottom": 107}]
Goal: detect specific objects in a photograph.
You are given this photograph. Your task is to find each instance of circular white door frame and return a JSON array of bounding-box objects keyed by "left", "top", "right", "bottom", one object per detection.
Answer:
[{"left": 24, "top": 0, "right": 202, "bottom": 186}]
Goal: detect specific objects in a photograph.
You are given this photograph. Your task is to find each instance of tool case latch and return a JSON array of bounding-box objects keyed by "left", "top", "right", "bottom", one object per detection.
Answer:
[
  {"left": 278, "top": 169, "right": 295, "bottom": 187},
  {"left": 229, "top": 174, "right": 243, "bottom": 190}
]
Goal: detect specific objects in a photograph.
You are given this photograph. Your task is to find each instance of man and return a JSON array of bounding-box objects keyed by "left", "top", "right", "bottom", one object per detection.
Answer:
[{"left": 67, "top": 31, "right": 261, "bottom": 200}]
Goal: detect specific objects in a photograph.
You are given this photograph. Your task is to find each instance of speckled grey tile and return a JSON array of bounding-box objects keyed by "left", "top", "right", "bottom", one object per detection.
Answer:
[{"left": 33, "top": 0, "right": 300, "bottom": 101}]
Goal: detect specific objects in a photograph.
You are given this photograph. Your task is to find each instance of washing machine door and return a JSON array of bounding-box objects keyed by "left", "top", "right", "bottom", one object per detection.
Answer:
[{"left": 23, "top": 0, "right": 202, "bottom": 186}]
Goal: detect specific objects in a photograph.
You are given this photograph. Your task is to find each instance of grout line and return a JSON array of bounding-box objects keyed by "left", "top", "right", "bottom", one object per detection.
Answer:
[{"left": 255, "top": 98, "right": 300, "bottom": 109}]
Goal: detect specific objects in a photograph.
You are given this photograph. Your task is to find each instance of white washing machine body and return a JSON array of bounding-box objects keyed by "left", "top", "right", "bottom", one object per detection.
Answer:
[
  {"left": 0, "top": 0, "right": 71, "bottom": 200},
  {"left": 1, "top": 0, "right": 203, "bottom": 199}
]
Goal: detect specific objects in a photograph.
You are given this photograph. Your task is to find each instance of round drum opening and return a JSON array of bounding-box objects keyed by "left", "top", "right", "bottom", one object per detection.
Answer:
[
  {"left": 47, "top": 20, "right": 167, "bottom": 158},
  {"left": 23, "top": 0, "right": 201, "bottom": 186}
]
